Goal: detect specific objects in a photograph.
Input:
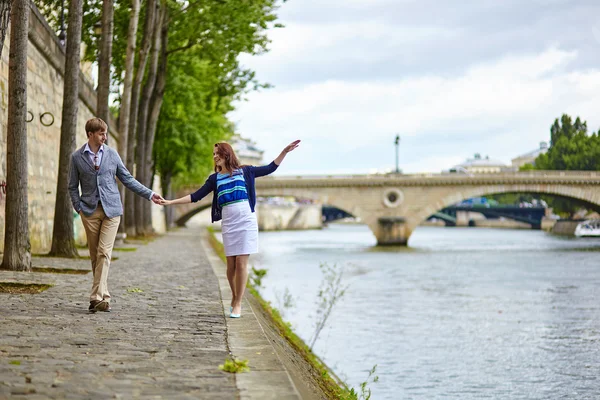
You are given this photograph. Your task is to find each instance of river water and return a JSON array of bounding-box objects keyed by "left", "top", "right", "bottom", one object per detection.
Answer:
[{"left": 250, "top": 224, "right": 600, "bottom": 399}]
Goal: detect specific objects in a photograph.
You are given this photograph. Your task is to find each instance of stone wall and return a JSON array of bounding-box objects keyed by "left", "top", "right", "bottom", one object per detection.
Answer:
[
  {"left": 0, "top": 4, "right": 120, "bottom": 252},
  {"left": 256, "top": 203, "right": 322, "bottom": 231},
  {"left": 550, "top": 220, "right": 580, "bottom": 236}
]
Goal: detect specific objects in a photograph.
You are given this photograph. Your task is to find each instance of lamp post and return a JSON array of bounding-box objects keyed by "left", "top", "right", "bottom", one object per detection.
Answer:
[{"left": 394, "top": 134, "right": 400, "bottom": 174}]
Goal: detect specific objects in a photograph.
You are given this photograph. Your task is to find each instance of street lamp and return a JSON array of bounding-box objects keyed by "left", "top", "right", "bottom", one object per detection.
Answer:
[{"left": 394, "top": 134, "right": 400, "bottom": 174}]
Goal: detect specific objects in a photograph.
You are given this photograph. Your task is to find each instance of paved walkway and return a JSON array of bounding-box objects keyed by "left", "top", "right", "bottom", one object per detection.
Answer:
[{"left": 0, "top": 227, "right": 301, "bottom": 399}]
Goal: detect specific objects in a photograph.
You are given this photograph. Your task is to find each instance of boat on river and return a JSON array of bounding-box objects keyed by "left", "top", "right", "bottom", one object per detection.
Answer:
[{"left": 574, "top": 219, "right": 600, "bottom": 237}]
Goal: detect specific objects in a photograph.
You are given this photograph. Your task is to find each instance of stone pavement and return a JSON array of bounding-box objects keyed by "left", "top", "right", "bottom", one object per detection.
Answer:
[{"left": 0, "top": 227, "right": 301, "bottom": 399}]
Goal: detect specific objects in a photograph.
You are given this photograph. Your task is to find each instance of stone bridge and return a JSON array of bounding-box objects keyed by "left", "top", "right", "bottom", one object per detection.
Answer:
[{"left": 172, "top": 171, "right": 600, "bottom": 245}]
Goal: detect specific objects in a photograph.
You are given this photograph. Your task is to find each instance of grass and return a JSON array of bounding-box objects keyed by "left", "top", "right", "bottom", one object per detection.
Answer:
[
  {"left": 125, "top": 234, "right": 160, "bottom": 244},
  {"left": 112, "top": 247, "right": 137, "bottom": 252},
  {"left": 127, "top": 287, "right": 144, "bottom": 293},
  {"left": 219, "top": 357, "right": 250, "bottom": 373},
  {"left": 32, "top": 267, "right": 89, "bottom": 275},
  {"left": 205, "top": 227, "right": 352, "bottom": 399},
  {"left": 0, "top": 282, "right": 53, "bottom": 294}
]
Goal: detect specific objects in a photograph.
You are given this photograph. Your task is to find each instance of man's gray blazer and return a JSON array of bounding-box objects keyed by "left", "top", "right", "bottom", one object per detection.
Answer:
[{"left": 69, "top": 144, "right": 152, "bottom": 218}]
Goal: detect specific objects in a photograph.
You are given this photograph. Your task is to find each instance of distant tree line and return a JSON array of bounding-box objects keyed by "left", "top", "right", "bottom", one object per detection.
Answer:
[{"left": 492, "top": 114, "right": 600, "bottom": 217}]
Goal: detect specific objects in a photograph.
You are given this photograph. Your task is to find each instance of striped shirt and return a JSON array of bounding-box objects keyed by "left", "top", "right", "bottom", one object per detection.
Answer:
[{"left": 216, "top": 169, "right": 248, "bottom": 206}]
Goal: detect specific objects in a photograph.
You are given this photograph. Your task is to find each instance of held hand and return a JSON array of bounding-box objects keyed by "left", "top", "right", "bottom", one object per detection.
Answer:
[
  {"left": 159, "top": 199, "right": 173, "bottom": 206},
  {"left": 151, "top": 193, "right": 165, "bottom": 205},
  {"left": 282, "top": 139, "right": 301, "bottom": 154}
]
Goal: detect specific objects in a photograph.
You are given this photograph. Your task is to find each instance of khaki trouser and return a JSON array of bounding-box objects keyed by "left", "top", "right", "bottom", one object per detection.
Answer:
[{"left": 80, "top": 205, "right": 120, "bottom": 303}]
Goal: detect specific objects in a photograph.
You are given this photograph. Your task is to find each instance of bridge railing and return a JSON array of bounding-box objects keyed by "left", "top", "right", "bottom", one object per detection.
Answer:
[{"left": 257, "top": 170, "right": 600, "bottom": 180}]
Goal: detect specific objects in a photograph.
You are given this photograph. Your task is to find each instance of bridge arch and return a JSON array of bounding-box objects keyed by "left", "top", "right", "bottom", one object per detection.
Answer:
[{"left": 410, "top": 184, "right": 600, "bottom": 230}]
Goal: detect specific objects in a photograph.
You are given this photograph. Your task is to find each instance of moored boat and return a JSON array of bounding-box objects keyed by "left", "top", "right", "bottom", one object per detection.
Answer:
[{"left": 574, "top": 219, "right": 600, "bottom": 237}]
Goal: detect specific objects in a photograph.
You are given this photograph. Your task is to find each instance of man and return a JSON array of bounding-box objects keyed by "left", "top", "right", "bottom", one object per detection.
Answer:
[{"left": 69, "top": 117, "right": 163, "bottom": 313}]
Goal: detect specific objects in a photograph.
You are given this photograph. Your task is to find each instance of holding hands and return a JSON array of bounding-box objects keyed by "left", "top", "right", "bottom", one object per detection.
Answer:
[{"left": 151, "top": 193, "right": 165, "bottom": 205}]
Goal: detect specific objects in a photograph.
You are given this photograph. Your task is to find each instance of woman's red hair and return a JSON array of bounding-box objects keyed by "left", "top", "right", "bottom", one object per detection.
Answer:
[{"left": 214, "top": 142, "right": 241, "bottom": 174}]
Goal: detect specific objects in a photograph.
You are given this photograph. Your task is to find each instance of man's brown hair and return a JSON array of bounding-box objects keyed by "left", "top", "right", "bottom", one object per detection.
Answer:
[{"left": 85, "top": 117, "right": 108, "bottom": 138}]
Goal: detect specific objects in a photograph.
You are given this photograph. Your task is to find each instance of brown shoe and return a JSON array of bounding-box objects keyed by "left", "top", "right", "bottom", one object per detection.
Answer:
[
  {"left": 94, "top": 300, "right": 110, "bottom": 312},
  {"left": 89, "top": 300, "right": 100, "bottom": 313}
]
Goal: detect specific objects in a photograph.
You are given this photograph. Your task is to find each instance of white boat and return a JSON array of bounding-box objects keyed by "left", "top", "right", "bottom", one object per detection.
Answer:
[{"left": 574, "top": 219, "right": 600, "bottom": 237}]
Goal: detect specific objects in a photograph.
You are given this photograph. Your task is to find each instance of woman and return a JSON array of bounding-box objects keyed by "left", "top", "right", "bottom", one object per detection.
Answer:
[{"left": 160, "top": 140, "right": 300, "bottom": 318}]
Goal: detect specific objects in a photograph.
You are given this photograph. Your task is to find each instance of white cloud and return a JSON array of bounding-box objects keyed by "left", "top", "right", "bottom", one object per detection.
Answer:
[
  {"left": 229, "top": 1, "right": 600, "bottom": 175},
  {"left": 232, "top": 47, "right": 600, "bottom": 174}
]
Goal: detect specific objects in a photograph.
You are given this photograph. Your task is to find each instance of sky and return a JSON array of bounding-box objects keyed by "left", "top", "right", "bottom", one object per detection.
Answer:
[{"left": 230, "top": 0, "right": 600, "bottom": 176}]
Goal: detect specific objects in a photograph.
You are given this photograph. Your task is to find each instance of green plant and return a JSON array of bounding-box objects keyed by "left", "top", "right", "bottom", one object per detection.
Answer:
[
  {"left": 219, "top": 357, "right": 250, "bottom": 373},
  {"left": 341, "top": 365, "right": 379, "bottom": 400},
  {"left": 274, "top": 287, "right": 296, "bottom": 319},
  {"left": 127, "top": 287, "right": 144, "bottom": 293},
  {"left": 249, "top": 266, "right": 268, "bottom": 290},
  {"left": 309, "top": 263, "right": 348, "bottom": 350}
]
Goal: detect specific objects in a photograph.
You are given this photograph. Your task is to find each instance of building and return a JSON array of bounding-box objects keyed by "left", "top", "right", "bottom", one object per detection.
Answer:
[
  {"left": 449, "top": 153, "right": 508, "bottom": 174},
  {"left": 231, "top": 134, "right": 264, "bottom": 165},
  {"left": 511, "top": 142, "right": 549, "bottom": 169}
]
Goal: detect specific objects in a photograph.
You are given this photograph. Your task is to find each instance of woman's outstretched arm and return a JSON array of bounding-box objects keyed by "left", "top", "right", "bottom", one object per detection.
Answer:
[
  {"left": 160, "top": 195, "right": 192, "bottom": 206},
  {"left": 274, "top": 139, "right": 301, "bottom": 165}
]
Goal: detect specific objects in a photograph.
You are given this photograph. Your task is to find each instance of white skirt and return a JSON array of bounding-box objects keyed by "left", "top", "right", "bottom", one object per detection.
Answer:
[{"left": 221, "top": 201, "right": 258, "bottom": 256}]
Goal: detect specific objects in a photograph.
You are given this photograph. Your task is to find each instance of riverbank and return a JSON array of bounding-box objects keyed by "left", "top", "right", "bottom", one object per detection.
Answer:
[{"left": 203, "top": 227, "right": 354, "bottom": 399}]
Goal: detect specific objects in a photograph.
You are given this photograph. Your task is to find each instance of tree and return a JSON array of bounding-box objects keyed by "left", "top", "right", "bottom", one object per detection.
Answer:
[
  {"left": 531, "top": 114, "right": 600, "bottom": 217},
  {"left": 153, "top": 54, "right": 235, "bottom": 228},
  {"left": 49, "top": 0, "right": 83, "bottom": 257},
  {"left": 1, "top": 0, "right": 31, "bottom": 271},
  {"left": 141, "top": 0, "right": 285, "bottom": 233},
  {"left": 134, "top": 0, "right": 163, "bottom": 235},
  {"left": 0, "top": 0, "right": 10, "bottom": 59},
  {"left": 116, "top": 0, "right": 140, "bottom": 237},
  {"left": 116, "top": 0, "right": 140, "bottom": 168},
  {"left": 125, "top": 0, "right": 157, "bottom": 237},
  {"left": 96, "top": 0, "right": 114, "bottom": 129}
]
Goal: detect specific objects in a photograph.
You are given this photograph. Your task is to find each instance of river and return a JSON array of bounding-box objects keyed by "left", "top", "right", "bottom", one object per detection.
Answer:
[{"left": 250, "top": 224, "right": 600, "bottom": 399}]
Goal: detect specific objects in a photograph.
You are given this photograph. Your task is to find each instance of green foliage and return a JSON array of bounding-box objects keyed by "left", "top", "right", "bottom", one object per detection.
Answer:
[
  {"left": 341, "top": 365, "right": 379, "bottom": 400},
  {"left": 219, "top": 357, "right": 249, "bottom": 373},
  {"left": 274, "top": 287, "right": 296, "bottom": 319},
  {"left": 309, "top": 263, "right": 348, "bottom": 350},
  {"left": 534, "top": 115, "right": 600, "bottom": 171},
  {"left": 126, "top": 287, "right": 144, "bottom": 293},
  {"left": 530, "top": 114, "right": 600, "bottom": 217},
  {"left": 154, "top": 0, "right": 286, "bottom": 190},
  {"left": 249, "top": 266, "right": 268, "bottom": 289}
]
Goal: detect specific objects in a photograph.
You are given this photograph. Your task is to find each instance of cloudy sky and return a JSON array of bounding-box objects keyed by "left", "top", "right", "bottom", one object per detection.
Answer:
[{"left": 230, "top": 0, "right": 600, "bottom": 175}]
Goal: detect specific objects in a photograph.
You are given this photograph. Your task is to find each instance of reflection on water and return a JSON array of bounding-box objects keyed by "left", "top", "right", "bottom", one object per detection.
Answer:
[{"left": 253, "top": 224, "right": 600, "bottom": 400}]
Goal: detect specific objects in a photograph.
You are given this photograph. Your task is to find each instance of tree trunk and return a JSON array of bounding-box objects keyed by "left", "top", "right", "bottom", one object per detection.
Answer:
[
  {"left": 1, "top": 0, "right": 30, "bottom": 271},
  {"left": 49, "top": 0, "right": 83, "bottom": 258},
  {"left": 134, "top": 3, "right": 161, "bottom": 235},
  {"left": 96, "top": 0, "right": 113, "bottom": 131},
  {"left": 142, "top": 11, "right": 167, "bottom": 233},
  {"left": 117, "top": 0, "right": 140, "bottom": 237},
  {"left": 0, "top": 0, "right": 11, "bottom": 60},
  {"left": 125, "top": 0, "right": 156, "bottom": 237},
  {"left": 161, "top": 171, "right": 174, "bottom": 229}
]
